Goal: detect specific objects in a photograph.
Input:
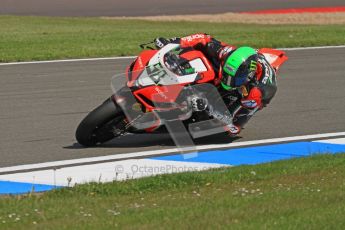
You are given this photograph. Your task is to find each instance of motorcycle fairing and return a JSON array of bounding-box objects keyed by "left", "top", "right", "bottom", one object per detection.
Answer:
[
  {"left": 127, "top": 44, "right": 216, "bottom": 112},
  {"left": 258, "top": 48, "right": 288, "bottom": 72},
  {"left": 127, "top": 49, "right": 158, "bottom": 87}
]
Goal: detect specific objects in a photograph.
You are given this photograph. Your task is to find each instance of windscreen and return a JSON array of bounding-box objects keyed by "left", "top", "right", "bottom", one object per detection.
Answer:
[{"left": 163, "top": 51, "right": 195, "bottom": 76}]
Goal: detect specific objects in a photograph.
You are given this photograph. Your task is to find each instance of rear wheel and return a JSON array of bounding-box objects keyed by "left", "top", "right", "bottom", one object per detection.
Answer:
[{"left": 75, "top": 98, "right": 125, "bottom": 147}]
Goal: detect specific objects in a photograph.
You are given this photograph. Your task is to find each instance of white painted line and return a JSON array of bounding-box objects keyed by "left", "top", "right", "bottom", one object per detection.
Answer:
[
  {"left": 279, "top": 45, "right": 345, "bottom": 51},
  {"left": 0, "top": 131, "right": 345, "bottom": 174},
  {"left": 0, "top": 56, "right": 136, "bottom": 66},
  {"left": 0, "top": 45, "right": 344, "bottom": 66},
  {"left": 314, "top": 137, "right": 345, "bottom": 145},
  {"left": 0, "top": 159, "right": 225, "bottom": 186}
]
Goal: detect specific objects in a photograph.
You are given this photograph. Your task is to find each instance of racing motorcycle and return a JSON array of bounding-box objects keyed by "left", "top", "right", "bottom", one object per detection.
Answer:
[{"left": 76, "top": 42, "right": 288, "bottom": 147}]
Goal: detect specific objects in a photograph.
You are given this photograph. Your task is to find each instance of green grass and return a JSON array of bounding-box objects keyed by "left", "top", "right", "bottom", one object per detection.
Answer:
[
  {"left": 0, "top": 15, "right": 345, "bottom": 62},
  {"left": 1, "top": 153, "right": 345, "bottom": 229}
]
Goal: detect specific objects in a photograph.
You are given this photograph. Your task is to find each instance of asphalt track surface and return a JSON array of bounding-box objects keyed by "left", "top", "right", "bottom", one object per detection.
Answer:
[
  {"left": 0, "top": 47, "right": 345, "bottom": 167},
  {"left": 1, "top": 0, "right": 344, "bottom": 17}
]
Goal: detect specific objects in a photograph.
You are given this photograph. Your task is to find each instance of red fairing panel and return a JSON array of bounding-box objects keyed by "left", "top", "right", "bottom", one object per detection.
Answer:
[
  {"left": 133, "top": 84, "right": 185, "bottom": 111},
  {"left": 258, "top": 48, "right": 288, "bottom": 71},
  {"left": 127, "top": 50, "right": 158, "bottom": 87},
  {"left": 180, "top": 50, "right": 215, "bottom": 84},
  {"left": 131, "top": 49, "right": 215, "bottom": 111},
  {"left": 180, "top": 33, "right": 212, "bottom": 48}
]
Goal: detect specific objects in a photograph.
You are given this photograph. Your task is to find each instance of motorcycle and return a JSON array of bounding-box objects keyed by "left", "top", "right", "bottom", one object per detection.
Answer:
[{"left": 76, "top": 42, "right": 288, "bottom": 147}]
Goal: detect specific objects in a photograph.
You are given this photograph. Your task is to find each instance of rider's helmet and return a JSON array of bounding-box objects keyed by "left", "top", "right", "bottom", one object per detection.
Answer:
[{"left": 221, "top": 47, "right": 258, "bottom": 90}]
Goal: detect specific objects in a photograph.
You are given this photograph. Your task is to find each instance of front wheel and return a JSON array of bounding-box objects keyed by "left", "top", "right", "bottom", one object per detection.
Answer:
[{"left": 75, "top": 98, "right": 125, "bottom": 147}]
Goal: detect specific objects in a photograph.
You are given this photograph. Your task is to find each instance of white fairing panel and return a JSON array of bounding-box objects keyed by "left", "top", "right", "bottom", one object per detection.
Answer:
[
  {"left": 137, "top": 70, "right": 156, "bottom": 86},
  {"left": 189, "top": 58, "right": 207, "bottom": 72},
  {"left": 262, "top": 53, "right": 278, "bottom": 65},
  {"left": 137, "top": 43, "right": 200, "bottom": 86}
]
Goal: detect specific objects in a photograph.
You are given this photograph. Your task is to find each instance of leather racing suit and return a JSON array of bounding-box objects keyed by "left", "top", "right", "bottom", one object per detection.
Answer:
[{"left": 154, "top": 33, "right": 277, "bottom": 135}]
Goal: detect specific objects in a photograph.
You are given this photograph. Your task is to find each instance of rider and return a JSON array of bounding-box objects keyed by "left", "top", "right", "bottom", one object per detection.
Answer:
[{"left": 154, "top": 33, "right": 277, "bottom": 136}]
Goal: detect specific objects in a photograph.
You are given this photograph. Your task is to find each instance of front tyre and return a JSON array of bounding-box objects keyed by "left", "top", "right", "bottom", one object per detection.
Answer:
[{"left": 75, "top": 98, "right": 125, "bottom": 147}]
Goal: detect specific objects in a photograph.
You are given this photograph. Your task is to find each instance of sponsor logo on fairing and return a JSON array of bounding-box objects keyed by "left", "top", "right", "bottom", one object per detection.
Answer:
[
  {"left": 182, "top": 34, "right": 209, "bottom": 42},
  {"left": 154, "top": 87, "right": 168, "bottom": 100}
]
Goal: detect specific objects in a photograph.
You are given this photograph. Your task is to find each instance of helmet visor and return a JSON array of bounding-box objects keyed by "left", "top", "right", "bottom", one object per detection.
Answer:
[
  {"left": 233, "top": 62, "right": 255, "bottom": 87},
  {"left": 221, "top": 67, "right": 251, "bottom": 88}
]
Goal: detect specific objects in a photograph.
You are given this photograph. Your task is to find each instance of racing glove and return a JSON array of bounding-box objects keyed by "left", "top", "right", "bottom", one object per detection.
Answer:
[
  {"left": 154, "top": 37, "right": 180, "bottom": 49},
  {"left": 154, "top": 37, "right": 169, "bottom": 49}
]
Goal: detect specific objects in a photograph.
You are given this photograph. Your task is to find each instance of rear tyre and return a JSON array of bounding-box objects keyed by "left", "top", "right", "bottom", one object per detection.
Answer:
[{"left": 75, "top": 98, "right": 125, "bottom": 147}]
